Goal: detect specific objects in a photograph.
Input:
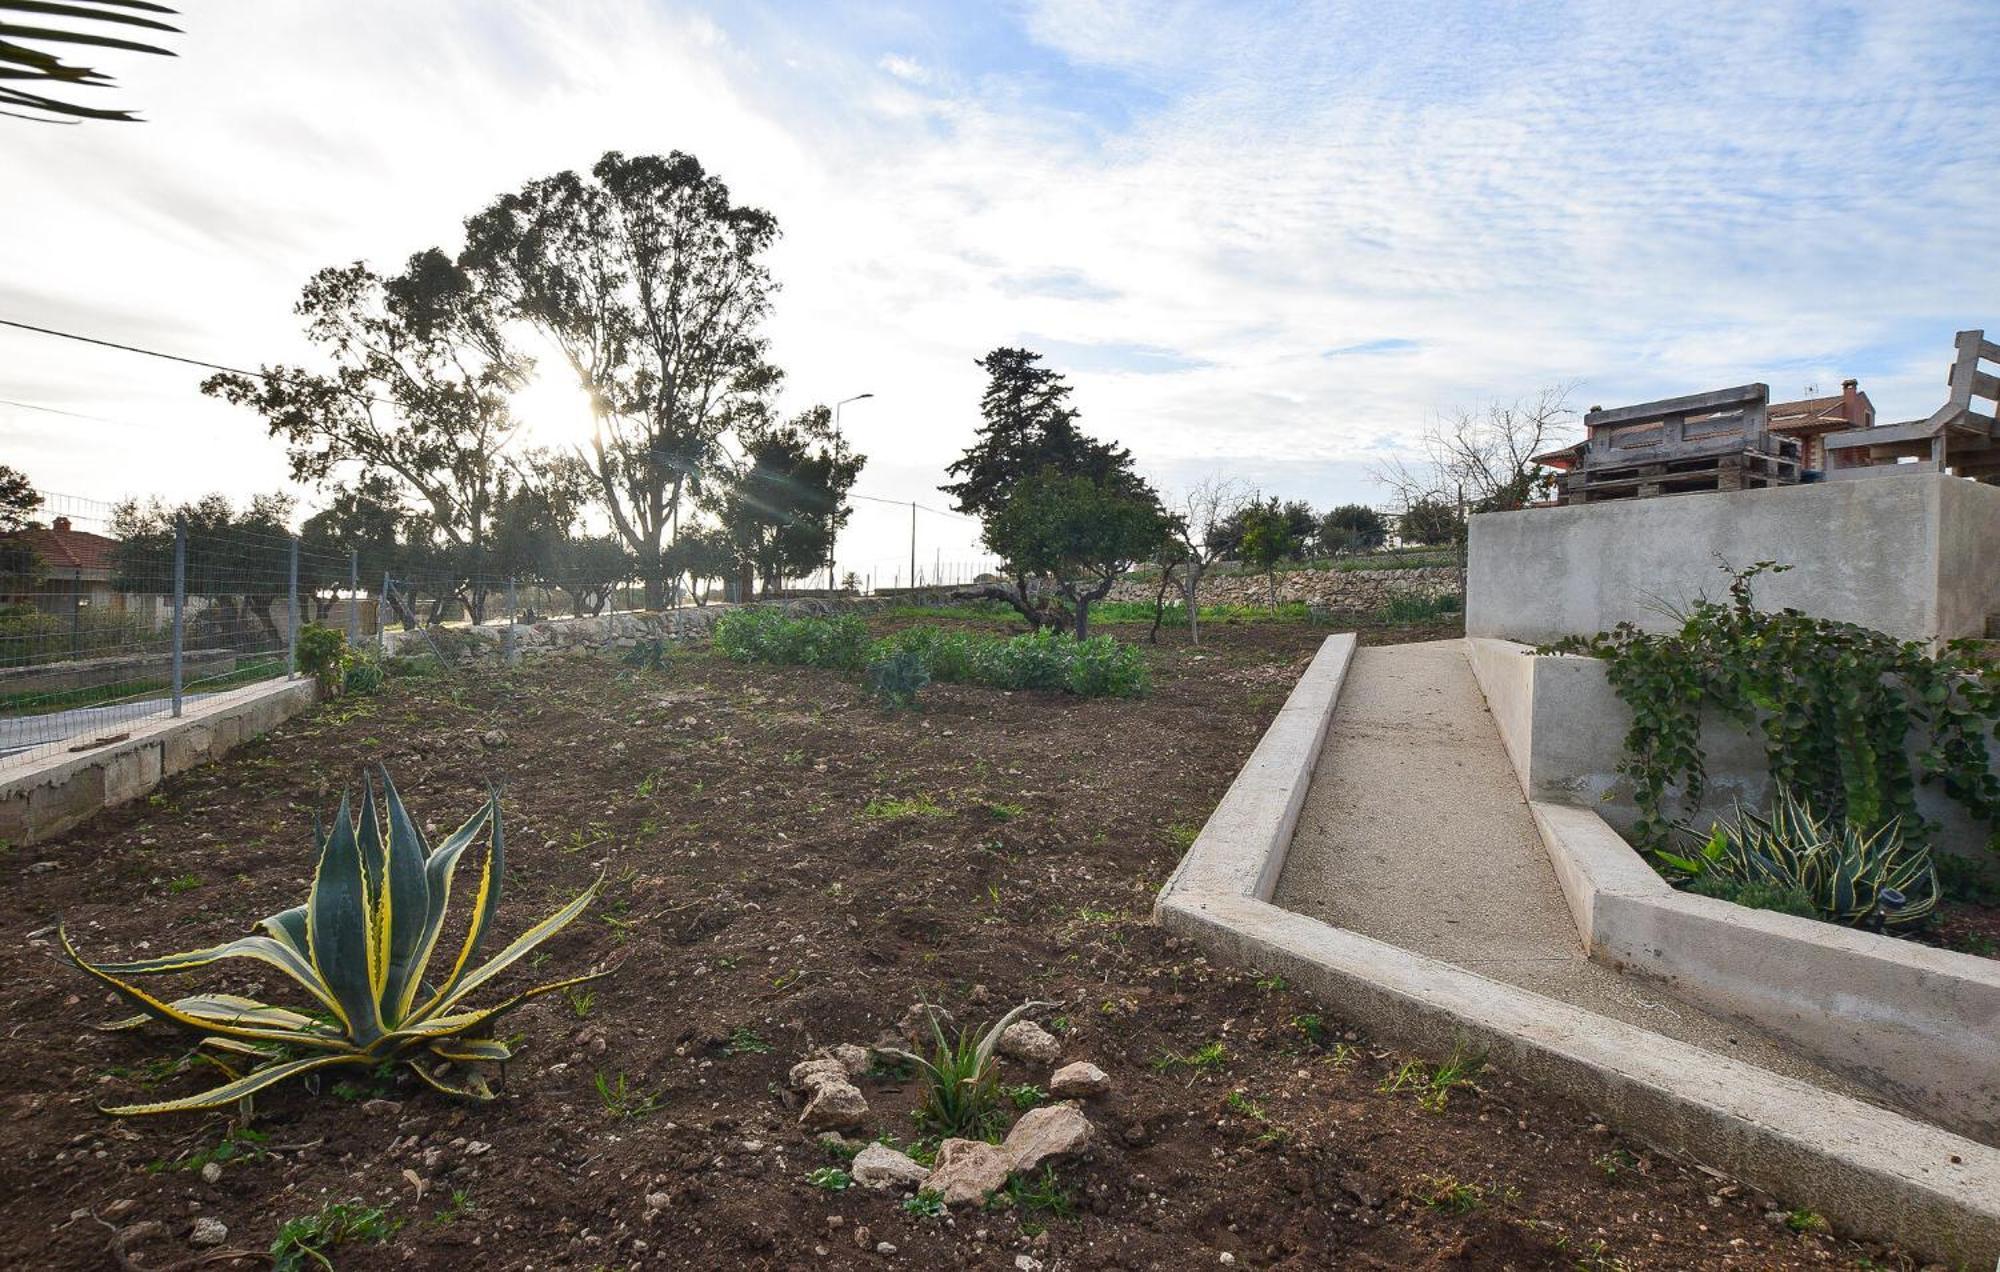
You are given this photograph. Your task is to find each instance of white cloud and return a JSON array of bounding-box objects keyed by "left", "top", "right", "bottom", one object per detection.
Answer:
[{"left": 2, "top": 0, "right": 1996, "bottom": 578}]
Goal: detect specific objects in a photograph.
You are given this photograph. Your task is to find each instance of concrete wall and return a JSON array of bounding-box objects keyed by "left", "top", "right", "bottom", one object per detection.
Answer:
[
  {"left": 1467, "top": 637, "right": 1997, "bottom": 858},
  {"left": 1532, "top": 803, "right": 2000, "bottom": 1147},
  {"left": 1467, "top": 473, "right": 2000, "bottom": 647},
  {"left": 0, "top": 677, "right": 316, "bottom": 845},
  {"left": 1159, "top": 634, "right": 2000, "bottom": 1263}
]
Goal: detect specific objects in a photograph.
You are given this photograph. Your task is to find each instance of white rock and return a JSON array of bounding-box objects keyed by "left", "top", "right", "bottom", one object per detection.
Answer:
[
  {"left": 789, "top": 1057, "right": 849, "bottom": 1092},
  {"left": 926, "top": 1137, "right": 1012, "bottom": 1206},
  {"left": 996, "top": 1020, "right": 1060, "bottom": 1065},
  {"left": 1048, "top": 1061, "right": 1111, "bottom": 1099},
  {"left": 800, "top": 1080, "right": 869, "bottom": 1132},
  {"left": 829, "top": 1042, "right": 871, "bottom": 1076},
  {"left": 199, "top": 1162, "right": 222, "bottom": 1185},
  {"left": 1003, "top": 1103, "right": 1094, "bottom": 1174},
  {"left": 850, "top": 1142, "right": 930, "bottom": 1192},
  {"left": 189, "top": 1217, "right": 228, "bottom": 1246}
]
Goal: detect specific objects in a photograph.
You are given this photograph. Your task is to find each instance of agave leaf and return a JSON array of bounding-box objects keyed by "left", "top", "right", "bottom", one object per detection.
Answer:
[
  {"left": 100, "top": 1052, "right": 360, "bottom": 1117},
  {"left": 405, "top": 1058, "right": 495, "bottom": 1100},
  {"left": 307, "top": 794, "right": 384, "bottom": 1044},
  {"left": 150, "top": 993, "right": 320, "bottom": 1032},
  {"left": 375, "top": 775, "right": 433, "bottom": 1024},
  {"left": 412, "top": 870, "right": 600, "bottom": 1023},
  {"left": 259, "top": 905, "right": 310, "bottom": 955},
  {"left": 63, "top": 926, "right": 352, "bottom": 1052},
  {"left": 426, "top": 1037, "right": 512, "bottom": 1064},
  {"left": 83, "top": 930, "right": 340, "bottom": 1017},
  {"left": 396, "top": 793, "right": 496, "bottom": 1021},
  {"left": 379, "top": 767, "right": 432, "bottom": 859},
  {"left": 388, "top": 966, "right": 611, "bottom": 1045},
  {"left": 406, "top": 793, "right": 506, "bottom": 1021}
]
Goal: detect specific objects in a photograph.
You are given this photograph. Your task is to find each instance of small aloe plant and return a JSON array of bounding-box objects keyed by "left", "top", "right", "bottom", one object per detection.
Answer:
[
  {"left": 879, "top": 1001, "right": 1057, "bottom": 1138},
  {"left": 65, "top": 770, "right": 608, "bottom": 1114}
]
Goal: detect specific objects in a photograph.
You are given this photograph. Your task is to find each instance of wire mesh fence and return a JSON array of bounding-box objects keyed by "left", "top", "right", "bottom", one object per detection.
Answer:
[{"left": 0, "top": 491, "right": 371, "bottom": 765}]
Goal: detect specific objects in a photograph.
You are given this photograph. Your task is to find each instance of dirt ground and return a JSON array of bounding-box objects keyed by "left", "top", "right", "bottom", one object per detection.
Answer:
[{"left": 0, "top": 614, "right": 1931, "bottom": 1269}]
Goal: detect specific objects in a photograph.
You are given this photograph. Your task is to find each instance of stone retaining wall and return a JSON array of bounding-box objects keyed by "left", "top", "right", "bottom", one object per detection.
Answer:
[{"left": 1107, "top": 565, "right": 1460, "bottom": 611}]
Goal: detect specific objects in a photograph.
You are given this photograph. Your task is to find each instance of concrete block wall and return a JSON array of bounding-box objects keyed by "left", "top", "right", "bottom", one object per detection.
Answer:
[{"left": 1467, "top": 473, "right": 2000, "bottom": 648}]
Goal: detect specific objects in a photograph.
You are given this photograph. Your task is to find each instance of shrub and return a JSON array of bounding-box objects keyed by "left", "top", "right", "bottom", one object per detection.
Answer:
[
  {"left": 296, "top": 622, "right": 348, "bottom": 694},
  {"left": 65, "top": 771, "right": 608, "bottom": 1113},
  {"left": 1377, "top": 592, "right": 1462, "bottom": 625},
  {"left": 1546, "top": 561, "right": 2000, "bottom": 850},
  {"left": 342, "top": 652, "right": 385, "bottom": 696},
  {"left": 713, "top": 608, "right": 870, "bottom": 671},
  {"left": 865, "top": 648, "right": 930, "bottom": 709},
  {"left": 1659, "top": 786, "right": 1938, "bottom": 930},
  {"left": 723, "top": 615, "right": 1150, "bottom": 699}
]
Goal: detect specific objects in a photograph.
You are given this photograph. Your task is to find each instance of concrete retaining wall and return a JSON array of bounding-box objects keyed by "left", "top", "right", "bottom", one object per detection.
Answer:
[
  {"left": 1157, "top": 633, "right": 2000, "bottom": 1264},
  {"left": 1466, "top": 473, "right": 2000, "bottom": 648},
  {"left": 1531, "top": 802, "right": 2000, "bottom": 1147},
  {"left": 0, "top": 677, "right": 316, "bottom": 845},
  {"left": 1465, "top": 637, "right": 1997, "bottom": 857}
]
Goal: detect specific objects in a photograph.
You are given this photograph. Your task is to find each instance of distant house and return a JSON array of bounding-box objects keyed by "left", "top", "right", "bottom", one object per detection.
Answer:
[
  {"left": 1532, "top": 378, "right": 1875, "bottom": 476},
  {"left": 1768, "top": 379, "right": 1874, "bottom": 471},
  {"left": 2, "top": 515, "right": 123, "bottom": 615}
]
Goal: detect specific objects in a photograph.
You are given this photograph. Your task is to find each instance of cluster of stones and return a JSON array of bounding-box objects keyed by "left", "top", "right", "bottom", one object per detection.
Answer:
[{"left": 789, "top": 1004, "right": 1113, "bottom": 1210}]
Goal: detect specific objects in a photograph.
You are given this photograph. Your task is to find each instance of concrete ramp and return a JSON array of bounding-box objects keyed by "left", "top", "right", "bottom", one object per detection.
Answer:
[{"left": 1269, "top": 640, "right": 1872, "bottom": 1098}]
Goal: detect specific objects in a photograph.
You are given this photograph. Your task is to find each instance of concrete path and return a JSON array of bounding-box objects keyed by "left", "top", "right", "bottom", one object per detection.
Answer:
[{"left": 1271, "top": 639, "right": 1872, "bottom": 1097}]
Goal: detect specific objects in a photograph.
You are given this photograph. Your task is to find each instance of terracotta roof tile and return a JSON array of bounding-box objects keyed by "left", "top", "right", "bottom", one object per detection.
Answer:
[{"left": 3, "top": 525, "right": 118, "bottom": 574}]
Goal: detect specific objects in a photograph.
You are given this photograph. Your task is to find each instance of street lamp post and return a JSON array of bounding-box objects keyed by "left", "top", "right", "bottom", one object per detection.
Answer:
[{"left": 829, "top": 392, "right": 873, "bottom": 593}]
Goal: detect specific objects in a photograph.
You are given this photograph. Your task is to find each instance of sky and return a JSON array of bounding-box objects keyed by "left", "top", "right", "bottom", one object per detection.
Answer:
[{"left": 3, "top": 0, "right": 1998, "bottom": 584}]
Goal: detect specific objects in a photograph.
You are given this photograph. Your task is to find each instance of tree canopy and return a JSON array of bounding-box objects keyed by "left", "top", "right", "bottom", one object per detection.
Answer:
[
  {"left": 983, "top": 470, "right": 1170, "bottom": 639},
  {"left": 943, "top": 348, "right": 1141, "bottom": 521},
  {"left": 461, "top": 150, "right": 782, "bottom": 605}
]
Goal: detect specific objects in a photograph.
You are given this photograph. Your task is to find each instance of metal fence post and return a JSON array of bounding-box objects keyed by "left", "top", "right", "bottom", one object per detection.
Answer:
[
  {"left": 69, "top": 568, "right": 82, "bottom": 658},
  {"left": 347, "top": 549, "right": 360, "bottom": 647},
  {"left": 505, "top": 576, "right": 518, "bottom": 665},
  {"left": 380, "top": 572, "right": 391, "bottom": 655},
  {"left": 287, "top": 535, "right": 300, "bottom": 679},
  {"left": 171, "top": 516, "right": 186, "bottom": 718}
]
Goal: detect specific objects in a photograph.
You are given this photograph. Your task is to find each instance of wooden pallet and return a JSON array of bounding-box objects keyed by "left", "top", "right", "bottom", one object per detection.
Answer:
[{"left": 1561, "top": 448, "right": 1800, "bottom": 505}]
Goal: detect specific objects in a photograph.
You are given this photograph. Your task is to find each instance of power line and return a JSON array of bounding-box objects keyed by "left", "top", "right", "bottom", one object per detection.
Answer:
[
  {"left": 849, "top": 490, "right": 977, "bottom": 521},
  {"left": 0, "top": 318, "right": 268, "bottom": 382},
  {"left": 2, "top": 318, "right": 984, "bottom": 526}
]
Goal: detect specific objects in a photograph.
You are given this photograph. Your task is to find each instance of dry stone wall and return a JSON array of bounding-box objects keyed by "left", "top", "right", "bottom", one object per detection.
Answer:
[
  {"left": 378, "top": 593, "right": 954, "bottom": 664},
  {"left": 1107, "top": 565, "right": 1461, "bottom": 611}
]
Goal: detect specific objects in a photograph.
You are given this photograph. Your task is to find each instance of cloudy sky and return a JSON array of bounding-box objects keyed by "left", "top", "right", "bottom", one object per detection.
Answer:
[{"left": 3, "top": 0, "right": 1997, "bottom": 581}]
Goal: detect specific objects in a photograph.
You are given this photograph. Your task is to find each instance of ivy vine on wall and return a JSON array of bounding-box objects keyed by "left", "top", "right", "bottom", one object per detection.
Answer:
[{"left": 1543, "top": 561, "right": 2000, "bottom": 853}]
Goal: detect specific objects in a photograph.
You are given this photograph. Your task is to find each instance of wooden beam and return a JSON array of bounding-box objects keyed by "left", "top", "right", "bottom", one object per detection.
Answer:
[{"left": 1584, "top": 383, "right": 1768, "bottom": 430}]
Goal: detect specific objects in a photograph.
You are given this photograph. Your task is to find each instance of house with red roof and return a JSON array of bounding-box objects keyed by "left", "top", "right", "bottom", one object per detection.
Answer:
[{"left": 2, "top": 514, "right": 125, "bottom": 616}]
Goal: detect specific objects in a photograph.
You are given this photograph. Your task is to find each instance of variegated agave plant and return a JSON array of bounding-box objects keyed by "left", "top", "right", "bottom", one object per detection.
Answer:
[{"left": 64, "top": 771, "right": 607, "bottom": 1115}]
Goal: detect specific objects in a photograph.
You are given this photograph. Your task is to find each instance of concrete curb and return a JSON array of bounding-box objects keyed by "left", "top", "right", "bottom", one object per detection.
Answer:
[
  {"left": 1531, "top": 800, "right": 2000, "bottom": 1147},
  {"left": 0, "top": 678, "right": 316, "bottom": 845},
  {"left": 1155, "top": 635, "right": 2000, "bottom": 1264}
]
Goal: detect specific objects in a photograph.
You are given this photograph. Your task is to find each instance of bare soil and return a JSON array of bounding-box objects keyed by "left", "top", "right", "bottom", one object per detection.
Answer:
[{"left": 0, "top": 615, "right": 1910, "bottom": 1269}]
